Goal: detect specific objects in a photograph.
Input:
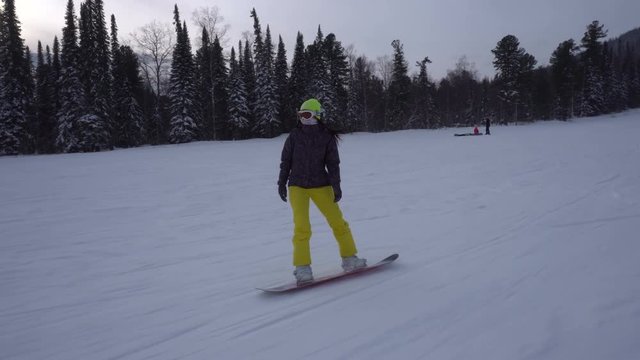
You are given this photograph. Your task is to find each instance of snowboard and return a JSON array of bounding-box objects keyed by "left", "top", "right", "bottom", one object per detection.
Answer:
[{"left": 257, "top": 254, "right": 399, "bottom": 293}]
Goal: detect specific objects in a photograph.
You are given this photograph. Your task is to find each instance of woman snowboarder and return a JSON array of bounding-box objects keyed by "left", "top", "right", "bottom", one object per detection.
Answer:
[{"left": 278, "top": 99, "right": 367, "bottom": 284}]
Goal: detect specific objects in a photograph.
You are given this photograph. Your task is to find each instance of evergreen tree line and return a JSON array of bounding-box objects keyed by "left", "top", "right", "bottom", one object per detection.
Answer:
[{"left": 1, "top": 0, "right": 640, "bottom": 155}]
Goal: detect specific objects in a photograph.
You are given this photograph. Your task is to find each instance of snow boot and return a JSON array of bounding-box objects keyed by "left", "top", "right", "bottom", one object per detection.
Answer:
[
  {"left": 294, "top": 265, "right": 313, "bottom": 284},
  {"left": 342, "top": 256, "right": 367, "bottom": 272}
]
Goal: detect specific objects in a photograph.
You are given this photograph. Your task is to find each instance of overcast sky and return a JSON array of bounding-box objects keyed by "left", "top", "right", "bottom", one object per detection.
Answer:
[{"left": 15, "top": 0, "right": 640, "bottom": 80}]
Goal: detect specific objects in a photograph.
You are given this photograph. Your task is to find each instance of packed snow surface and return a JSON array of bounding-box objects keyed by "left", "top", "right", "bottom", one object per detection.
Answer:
[{"left": 2, "top": 111, "right": 640, "bottom": 359}]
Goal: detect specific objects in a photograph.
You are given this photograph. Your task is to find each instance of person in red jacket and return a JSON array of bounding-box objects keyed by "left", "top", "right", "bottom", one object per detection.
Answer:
[{"left": 473, "top": 126, "right": 480, "bottom": 135}]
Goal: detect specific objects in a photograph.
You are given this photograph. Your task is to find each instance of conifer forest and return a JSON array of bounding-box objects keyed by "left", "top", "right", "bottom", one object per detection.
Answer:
[{"left": 1, "top": 0, "right": 639, "bottom": 155}]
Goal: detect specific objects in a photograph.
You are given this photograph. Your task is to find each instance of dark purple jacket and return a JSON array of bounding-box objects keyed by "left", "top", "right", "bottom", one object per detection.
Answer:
[{"left": 278, "top": 124, "right": 340, "bottom": 189}]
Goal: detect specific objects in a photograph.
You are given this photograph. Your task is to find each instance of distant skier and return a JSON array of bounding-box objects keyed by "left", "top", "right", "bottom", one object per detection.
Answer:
[
  {"left": 473, "top": 126, "right": 480, "bottom": 135},
  {"left": 485, "top": 117, "right": 491, "bottom": 135},
  {"left": 278, "top": 99, "right": 367, "bottom": 284}
]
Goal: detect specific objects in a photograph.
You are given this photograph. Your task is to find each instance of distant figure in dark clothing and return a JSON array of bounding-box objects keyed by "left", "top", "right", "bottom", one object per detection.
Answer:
[{"left": 485, "top": 117, "right": 491, "bottom": 135}]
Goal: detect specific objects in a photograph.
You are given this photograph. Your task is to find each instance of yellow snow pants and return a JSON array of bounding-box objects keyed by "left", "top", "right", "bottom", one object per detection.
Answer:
[{"left": 289, "top": 186, "right": 357, "bottom": 266}]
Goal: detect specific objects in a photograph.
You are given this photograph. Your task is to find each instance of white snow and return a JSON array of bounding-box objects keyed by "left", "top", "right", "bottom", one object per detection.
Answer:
[{"left": 2, "top": 110, "right": 640, "bottom": 360}]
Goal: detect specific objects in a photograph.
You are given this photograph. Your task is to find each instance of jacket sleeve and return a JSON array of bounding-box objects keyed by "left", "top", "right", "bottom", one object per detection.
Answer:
[
  {"left": 326, "top": 136, "right": 341, "bottom": 186},
  {"left": 278, "top": 134, "right": 293, "bottom": 186}
]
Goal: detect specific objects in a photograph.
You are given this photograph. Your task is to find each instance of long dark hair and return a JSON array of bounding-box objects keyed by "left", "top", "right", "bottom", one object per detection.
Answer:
[
  {"left": 296, "top": 118, "right": 342, "bottom": 141},
  {"left": 323, "top": 121, "right": 342, "bottom": 141}
]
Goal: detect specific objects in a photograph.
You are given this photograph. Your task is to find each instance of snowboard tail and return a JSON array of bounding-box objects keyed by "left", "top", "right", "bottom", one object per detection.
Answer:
[{"left": 257, "top": 254, "right": 399, "bottom": 293}]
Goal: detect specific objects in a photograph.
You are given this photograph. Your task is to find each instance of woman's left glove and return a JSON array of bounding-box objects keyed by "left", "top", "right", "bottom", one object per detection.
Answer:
[{"left": 332, "top": 184, "right": 342, "bottom": 203}]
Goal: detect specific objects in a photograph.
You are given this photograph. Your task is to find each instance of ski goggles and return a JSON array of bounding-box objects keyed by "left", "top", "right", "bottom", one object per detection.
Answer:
[{"left": 298, "top": 110, "right": 319, "bottom": 119}]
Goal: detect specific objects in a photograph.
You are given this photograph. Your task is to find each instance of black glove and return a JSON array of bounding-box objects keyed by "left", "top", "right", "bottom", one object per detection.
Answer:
[
  {"left": 278, "top": 184, "right": 287, "bottom": 202},
  {"left": 332, "top": 184, "right": 342, "bottom": 203}
]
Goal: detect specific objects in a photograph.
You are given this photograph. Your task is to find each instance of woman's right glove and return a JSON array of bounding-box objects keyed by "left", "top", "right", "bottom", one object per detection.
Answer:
[{"left": 278, "top": 184, "right": 287, "bottom": 202}]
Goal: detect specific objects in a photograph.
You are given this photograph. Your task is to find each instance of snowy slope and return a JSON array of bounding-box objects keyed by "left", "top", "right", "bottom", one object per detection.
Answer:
[{"left": 1, "top": 111, "right": 640, "bottom": 360}]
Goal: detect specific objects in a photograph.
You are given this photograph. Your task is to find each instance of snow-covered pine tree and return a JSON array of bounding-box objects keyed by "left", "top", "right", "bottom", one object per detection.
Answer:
[
  {"left": 579, "top": 21, "right": 607, "bottom": 117},
  {"left": 492, "top": 34, "right": 536, "bottom": 122},
  {"left": 346, "top": 56, "right": 379, "bottom": 132},
  {"left": 369, "top": 74, "right": 386, "bottom": 132},
  {"left": 227, "top": 46, "right": 249, "bottom": 139},
  {"left": 35, "top": 41, "right": 57, "bottom": 153},
  {"left": 492, "top": 35, "right": 522, "bottom": 115},
  {"left": 23, "top": 45, "right": 36, "bottom": 153},
  {"left": 78, "top": 2, "right": 92, "bottom": 88},
  {"left": 386, "top": 39, "right": 412, "bottom": 130},
  {"left": 0, "top": 0, "right": 31, "bottom": 155},
  {"left": 288, "top": 32, "right": 308, "bottom": 116},
  {"left": 412, "top": 57, "right": 435, "bottom": 129},
  {"left": 77, "top": 0, "right": 111, "bottom": 151},
  {"left": 109, "top": 16, "right": 118, "bottom": 77},
  {"left": 93, "top": 0, "right": 111, "bottom": 118},
  {"left": 0, "top": 6, "right": 2, "bottom": 65},
  {"left": 250, "top": 9, "right": 278, "bottom": 138},
  {"left": 274, "top": 35, "right": 291, "bottom": 133},
  {"left": 602, "top": 43, "right": 628, "bottom": 113},
  {"left": 550, "top": 39, "right": 579, "bottom": 120},
  {"left": 51, "top": 36, "right": 61, "bottom": 117},
  {"left": 517, "top": 53, "right": 537, "bottom": 121},
  {"left": 110, "top": 15, "right": 144, "bottom": 148},
  {"left": 45, "top": 44, "right": 58, "bottom": 151},
  {"left": 346, "top": 61, "right": 363, "bottom": 132},
  {"left": 113, "top": 46, "right": 145, "bottom": 147},
  {"left": 57, "top": 0, "right": 86, "bottom": 153},
  {"left": 210, "top": 35, "right": 229, "bottom": 140},
  {"left": 242, "top": 40, "right": 256, "bottom": 132},
  {"left": 580, "top": 61, "right": 605, "bottom": 117},
  {"left": 530, "top": 66, "right": 554, "bottom": 120},
  {"left": 24, "top": 45, "right": 35, "bottom": 100},
  {"left": 194, "top": 29, "right": 230, "bottom": 140},
  {"left": 323, "top": 33, "right": 349, "bottom": 130},
  {"left": 611, "top": 71, "right": 628, "bottom": 113},
  {"left": 195, "top": 28, "right": 213, "bottom": 140},
  {"left": 306, "top": 26, "right": 334, "bottom": 123},
  {"left": 621, "top": 45, "right": 640, "bottom": 108},
  {"left": 168, "top": 5, "right": 200, "bottom": 143},
  {"left": 635, "top": 58, "right": 640, "bottom": 108}
]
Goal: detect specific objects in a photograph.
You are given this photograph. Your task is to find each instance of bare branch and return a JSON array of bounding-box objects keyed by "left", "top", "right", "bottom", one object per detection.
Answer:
[
  {"left": 130, "top": 20, "right": 174, "bottom": 96},
  {"left": 344, "top": 44, "right": 357, "bottom": 67},
  {"left": 241, "top": 31, "right": 255, "bottom": 49},
  {"left": 376, "top": 55, "right": 393, "bottom": 90},
  {"left": 192, "top": 6, "right": 230, "bottom": 47}
]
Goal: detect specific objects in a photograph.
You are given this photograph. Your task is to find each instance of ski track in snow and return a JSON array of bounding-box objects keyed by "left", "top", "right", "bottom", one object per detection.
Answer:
[{"left": 2, "top": 111, "right": 640, "bottom": 359}]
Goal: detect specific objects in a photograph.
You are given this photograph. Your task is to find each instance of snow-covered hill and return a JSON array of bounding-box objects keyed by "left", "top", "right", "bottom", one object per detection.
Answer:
[{"left": 2, "top": 111, "right": 640, "bottom": 360}]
